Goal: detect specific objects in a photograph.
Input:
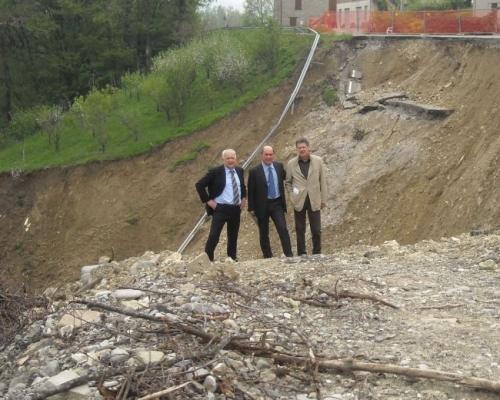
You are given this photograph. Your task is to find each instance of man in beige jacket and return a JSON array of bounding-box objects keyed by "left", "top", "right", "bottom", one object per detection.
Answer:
[{"left": 285, "top": 138, "right": 327, "bottom": 255}]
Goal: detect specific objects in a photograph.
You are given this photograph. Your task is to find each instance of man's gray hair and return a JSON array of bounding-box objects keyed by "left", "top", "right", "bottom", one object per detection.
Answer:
[{"left": 222, "top": 149, "right": 236, "bottom": 158}]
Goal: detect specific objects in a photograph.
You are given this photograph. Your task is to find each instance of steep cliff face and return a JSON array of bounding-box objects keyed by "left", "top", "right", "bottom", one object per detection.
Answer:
[{"left": 2, "top": 37, "right": 500, "bottom": 291}]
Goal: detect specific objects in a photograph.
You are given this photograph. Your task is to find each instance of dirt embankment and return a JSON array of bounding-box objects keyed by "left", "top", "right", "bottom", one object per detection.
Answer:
[{"left": 1, "top": 37, "right": 500, "bottom": 291}]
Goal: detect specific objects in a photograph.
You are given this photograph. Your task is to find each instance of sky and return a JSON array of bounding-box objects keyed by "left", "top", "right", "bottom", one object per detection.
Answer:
[{"left": 211, "top": 0, "right": 245, "bottom": 11}]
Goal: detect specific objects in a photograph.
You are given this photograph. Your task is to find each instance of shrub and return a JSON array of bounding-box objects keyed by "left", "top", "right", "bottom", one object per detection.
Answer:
[
  {"left": 323, "top": 88, "right": 339, "bottom": 106},
  {"left": 192, "top": 141, "right": 211, "bottom": 153},
  {"left": 170, "top": 153, "right": 196, "bottom": 172}
]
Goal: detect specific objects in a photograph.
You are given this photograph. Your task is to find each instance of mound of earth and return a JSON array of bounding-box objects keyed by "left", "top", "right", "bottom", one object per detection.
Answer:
[{"left": 1, "top": 37, "right": 500, "bottom": 291}]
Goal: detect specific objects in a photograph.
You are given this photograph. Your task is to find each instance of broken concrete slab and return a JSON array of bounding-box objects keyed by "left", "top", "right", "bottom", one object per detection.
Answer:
[
  {"left": 347, "top": 80, "right": 362, "bottom": 95},
  {"left": 385, "top": 99, "right": 454, "bottom": 118},
  {"left": 350, "top": 70, "right": 363, "bottom": 79}
]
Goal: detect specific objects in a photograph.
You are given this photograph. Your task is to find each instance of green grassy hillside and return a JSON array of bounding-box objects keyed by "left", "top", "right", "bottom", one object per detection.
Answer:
[{"left": 0, "top": 31, "right": 347, "bottom": 173}]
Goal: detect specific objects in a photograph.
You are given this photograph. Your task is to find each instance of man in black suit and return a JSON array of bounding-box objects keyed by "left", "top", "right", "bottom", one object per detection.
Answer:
[
  {"left": 248, "top": 146, "right": 293, "bottom": 258},
  {"left": 195, "top": 149, "right": 246, "bottom": 261}
]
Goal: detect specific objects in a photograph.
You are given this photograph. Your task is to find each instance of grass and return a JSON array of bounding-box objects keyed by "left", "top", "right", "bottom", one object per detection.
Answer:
[{"left": 0, "top": 31, "right": 349, "bottom": 173}]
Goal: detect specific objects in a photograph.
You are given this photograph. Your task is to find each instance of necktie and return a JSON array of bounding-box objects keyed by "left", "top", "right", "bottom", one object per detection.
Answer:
[
  {"left": 268, "top": 167, "right": 276, "bottom": 199},
  {"left": 230, "top": 170, "right": 239, "bottom": 205}
]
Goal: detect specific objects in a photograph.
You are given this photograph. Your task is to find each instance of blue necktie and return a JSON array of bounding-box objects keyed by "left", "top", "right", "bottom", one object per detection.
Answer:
[{"left": 268, "top": 167, "right": 276, "bottom": 199}]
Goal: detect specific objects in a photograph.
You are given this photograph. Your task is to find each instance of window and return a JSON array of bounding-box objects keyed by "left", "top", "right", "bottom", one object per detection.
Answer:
[
  {"left": 295, "top": 0, "right": 302, "bottom": 10},
  {"left": 290, "top": 17, "right": 297, "bottom": 26}
]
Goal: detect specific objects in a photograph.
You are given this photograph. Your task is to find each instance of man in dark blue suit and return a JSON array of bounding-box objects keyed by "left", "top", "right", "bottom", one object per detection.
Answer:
[
  {"left": 195, "top": 149, "right": 246, "bottom": 261},
  {"left": 248, "top": 146, "right": 293, "bottom": 258}
]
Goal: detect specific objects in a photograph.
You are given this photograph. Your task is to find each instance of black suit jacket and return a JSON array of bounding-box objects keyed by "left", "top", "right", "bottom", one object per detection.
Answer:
[
  {"left": 195, "top": 165, "right": 247, "bottom": 215},
  {"left": 247, "top": 161, "right": 287, "bottom": 219}
]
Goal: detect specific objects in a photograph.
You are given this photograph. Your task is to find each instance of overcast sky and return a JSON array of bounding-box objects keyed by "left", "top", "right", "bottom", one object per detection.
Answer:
[{"left": 211, "top": 0, "right": 245, "bottom": 11}]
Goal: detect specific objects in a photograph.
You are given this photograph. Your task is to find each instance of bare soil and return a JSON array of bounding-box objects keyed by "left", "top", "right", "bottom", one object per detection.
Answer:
[{"left": 2, "top": 36, "right": 500, "bottom": 292}]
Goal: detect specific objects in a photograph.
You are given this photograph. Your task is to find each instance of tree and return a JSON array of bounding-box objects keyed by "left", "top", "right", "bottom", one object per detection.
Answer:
[
  {"left": 36, "top": 105, "right": 64, "bottom": 151},
  {"left": 199, "top": 5, "right": 242, "bottom": 30},
  {"left": 253, "top": 16, "right": 281, "bottom": 76},
  {"left": 118, "top": 106, "right": 142, "bottom": 141},
  {"left": 84, "top": 88, "right": 114, "bottom": 152},
  {"left": 144, "top": 74, "right": 174, "bottom": 121},
  {"left": 243, "top": 0, "right": 273, "bottom": 27},
  {"left": 212, "top": 35, "right": 250, "bottom": 92},
  {"left": 152, "top": 46, "right": 197, "bottom": 124},
  {"left": 6, "top": 109, "right": 38, "bottom": 162},
  {"left": 121, "top": 72, "right": 145, "bottom": 102},
  {"left": 0, "top": 0, "right": 56, "bottom": 128}
]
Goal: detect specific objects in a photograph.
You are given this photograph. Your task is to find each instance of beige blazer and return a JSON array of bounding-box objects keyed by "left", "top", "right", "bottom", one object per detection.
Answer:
[{"left": 285, "top": 154, "right": 327, "bottom": 212}]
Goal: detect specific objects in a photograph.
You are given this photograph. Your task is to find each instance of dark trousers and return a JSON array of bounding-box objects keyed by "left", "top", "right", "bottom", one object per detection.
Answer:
[
  {"left": 294, "top": 196, "right": 321, "bottom": 255},
  {"left": 205, "top": 204, "right": 241, "bottom": 261},
  {"left": 257, "top": 199, "right": 293, "bottom": 258}
]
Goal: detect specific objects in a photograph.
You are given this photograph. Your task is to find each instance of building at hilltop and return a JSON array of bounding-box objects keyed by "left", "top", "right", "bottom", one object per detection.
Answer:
[{"left": 273, "top": 0, "right": 336, "bottom": 27}]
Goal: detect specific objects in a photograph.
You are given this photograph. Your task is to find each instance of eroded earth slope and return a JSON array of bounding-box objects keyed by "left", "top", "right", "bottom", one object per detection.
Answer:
[{"left": 1, "top": 37, "right": 500, "bottom": 290}]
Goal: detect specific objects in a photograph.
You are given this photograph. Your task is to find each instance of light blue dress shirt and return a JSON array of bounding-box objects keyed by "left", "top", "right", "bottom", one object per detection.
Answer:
[{"left": 215, "top": 167, "right": 241, "bottom": 205}]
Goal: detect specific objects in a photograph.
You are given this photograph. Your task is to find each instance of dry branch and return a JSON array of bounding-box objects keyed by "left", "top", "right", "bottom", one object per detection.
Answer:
[
  {"left": 320, "top": 359, "right": 500, "bottom": 393},
  {"left": 30, "top": 336, "right": 233, "bottom": 400},
  {"left": 264, "top": 354, "right": 500, "bottom": 394},
  {"left": 319, "top": 288, "right": 399, "bottom": 309},
  {"left": 420, "top": 303, "right": 465, "bottom": 310},
  {"left": 291, "top": 296, "right": 339, "bottom": 308},
  {"left": 137, "top": 381, "right": 194, "bottom": 400}
]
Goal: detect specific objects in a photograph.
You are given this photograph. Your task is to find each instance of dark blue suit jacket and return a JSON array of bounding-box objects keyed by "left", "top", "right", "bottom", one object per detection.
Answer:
[
  {"left": 247, "top": 161, "right": 287, "bottom": 219},
  {"left": 195, "top": 165, "right": 246, "bottom": 215}
]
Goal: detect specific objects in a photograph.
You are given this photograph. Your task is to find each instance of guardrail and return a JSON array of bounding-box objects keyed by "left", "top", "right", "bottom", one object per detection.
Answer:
[{"left": 176, "top": 28, "right": 321, "bottom": 254}]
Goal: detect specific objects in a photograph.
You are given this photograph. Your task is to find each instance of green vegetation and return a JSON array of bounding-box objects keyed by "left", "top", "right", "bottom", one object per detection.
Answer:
[
  {"left": 0, "top": 0, "right": 205, "bottom": 130},
  {"left": 126, "top": 214, "right": 140, "bottom": 226},
  {"left": 0, "top": 29, "right": 328, "bottom": 173},
  {"left": 170, "top": 153, "right": 197, "bottom": 172},
  {"left": 404, "top": 0, "right": 471, "bottom": 10},
  {"left": 170, "top": 141, "right": 212, "bottom": 172},
  {"left": 323, "top": 88, "right": 340, "bottom": 106}
]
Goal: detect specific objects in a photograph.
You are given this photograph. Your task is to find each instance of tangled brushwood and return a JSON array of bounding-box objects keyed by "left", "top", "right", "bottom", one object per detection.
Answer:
[{"left": 0, "top": 285, "right": 50, "bottom": 351}]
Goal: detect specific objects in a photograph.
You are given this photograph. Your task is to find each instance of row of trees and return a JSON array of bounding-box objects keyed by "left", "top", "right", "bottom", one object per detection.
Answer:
[
  {"left": 0, "top": 0, "right": 280, "bottom": 157},
  {"left": 2, "top": 16, "right": 283, "bottom": 155},
  {"left": 0, "top": 0, "right": 213, "bottom": 131}
]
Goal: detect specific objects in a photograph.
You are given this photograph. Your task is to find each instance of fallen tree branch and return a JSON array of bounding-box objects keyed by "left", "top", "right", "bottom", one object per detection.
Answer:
[
  {"left": 137, "top": 381, "right": 193, "bottom": 400},
  {"left": 291, "top": 296, "right": 338, "bottom": 308},
  {"left": 264, "top": 354, "right": 500, "bottom": 394},
  {"left": 419, "top": 303, "right": 464, "bottom": 310},
  {"left": 319, "top": 288, "right": 399, "bottom": 309},
  {"left": 321, "top": 359, "right": 500, "bottom": 392},
  {"left": 74, "top": 299, "right": 214, "bottom": 342}
]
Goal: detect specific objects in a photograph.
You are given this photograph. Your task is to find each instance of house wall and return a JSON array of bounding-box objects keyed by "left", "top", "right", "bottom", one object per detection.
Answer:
[
  {"left": 473, "top": 0, "right": 499, "bottom": 9},
  {"left": 336, "top": 0, "right": 375, "bottom": 29},
  {"left": 273, "top": 0, "right": 333, "bottom": 26}
]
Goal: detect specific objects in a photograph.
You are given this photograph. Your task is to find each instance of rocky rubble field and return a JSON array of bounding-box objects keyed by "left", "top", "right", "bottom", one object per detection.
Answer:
[{"left": 2, "top": 230, "right": 500, "bottom": 400}]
